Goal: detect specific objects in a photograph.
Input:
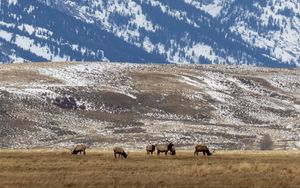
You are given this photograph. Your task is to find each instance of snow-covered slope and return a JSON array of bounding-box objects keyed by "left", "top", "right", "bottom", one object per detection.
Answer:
[
  {"left": 0, "top": 62, "right": 299, "bottom": 149},
  {"left": 220, "top": 0, "right": 300, "bottom": 66},
  {"left": 0, "top": 0, "right": 165, "bottom": 64},
  {"left": 0, "top": 0, "right": 299, "bottom": 67}
]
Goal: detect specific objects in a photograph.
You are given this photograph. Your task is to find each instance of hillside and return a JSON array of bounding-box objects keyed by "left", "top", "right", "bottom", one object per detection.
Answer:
[
  {"left": 0, "top": 62, "right": 299, "bottom": 149},
  {"left": 1, "top": 0, "right": 299, "bottom": 67}
]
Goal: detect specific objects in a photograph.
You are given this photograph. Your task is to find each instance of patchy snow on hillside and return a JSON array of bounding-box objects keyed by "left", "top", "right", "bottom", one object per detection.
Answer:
[
  {"left": 185, "top": 43, "right": 225, "bottom": 64},
  {"left": 38, "top": 62, "right": 138, "bottom": 97},
  {"left": 63, "top": 0, "right": 158, "bottom": 40},
  {"left": 0, "top": 62, "right": 299, "bottom": 149},
  {"left": 184, "top": 0, "right": 229, "bottom": 17},
  {"left": 147, "top": 0, "right": 200, "bottom": 27},
  {"left": 0, "top": 27, "right": 69, "bottom": 62},
  {"left": 229, "top": 0, "right": 300, "bottom": 66}
]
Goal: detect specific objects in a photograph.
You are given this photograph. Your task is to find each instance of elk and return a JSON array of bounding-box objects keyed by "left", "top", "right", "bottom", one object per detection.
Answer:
[
  {"left": 170, "top": 146, "right": 176, "bottom": 155},
  {"left": 113, "top": 147, "right": 128, "bottom": 159},
  {"left": 156, "top": 143, "right": 175, "bottom": 156},
  {"left": 71, "top": 144, "right": 87, "bottom": 155},
  {"left": 194, "top": 144, "right": 214, "bottom": 156},
  {"left": 146, "top": 144, "right": 156, "bottom": 156}
]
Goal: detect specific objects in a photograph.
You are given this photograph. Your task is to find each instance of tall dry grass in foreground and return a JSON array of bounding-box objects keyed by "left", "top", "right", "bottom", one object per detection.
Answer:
[{"left": 0, "top": 150, "right": 300, "bottom": 188}]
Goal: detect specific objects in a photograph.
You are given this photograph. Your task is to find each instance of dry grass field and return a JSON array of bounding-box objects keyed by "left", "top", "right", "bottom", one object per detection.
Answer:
[{"left": 0, "top": 150, "right": 300, "bottom": 188}]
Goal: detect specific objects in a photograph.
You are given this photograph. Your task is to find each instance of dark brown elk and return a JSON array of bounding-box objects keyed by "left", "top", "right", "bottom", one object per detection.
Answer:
[
  {"left": 146, "top": 144, "right": 156, "bottom": 156},
  {"left": 156, "top": 143, "right": 175, "bottom": 156},
  {"left": 71, "top": 144, "right": 87, "bottom": 155},
  {"left": 113, "top": 147, "right": 128, "bottom": 159},
  {"left": 194, "top": 144, "right": 214, "bottom": 156}
]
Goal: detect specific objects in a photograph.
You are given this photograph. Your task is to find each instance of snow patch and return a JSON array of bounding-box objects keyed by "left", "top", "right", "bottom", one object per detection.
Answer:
[
  {"left": 184, "top": 0, "right": 229, "bottom": 17},
  {"left": 8, "top": 0, "right": 18, "bottom": 6}
]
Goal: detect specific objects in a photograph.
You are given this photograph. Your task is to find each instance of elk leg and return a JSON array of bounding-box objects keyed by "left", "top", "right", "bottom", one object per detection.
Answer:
[
  {"left": 83, "top": 150, "right": 86, "bottom": 156},
  {"left": 203, "top": 151, "right": 205, "bottom": 156}
]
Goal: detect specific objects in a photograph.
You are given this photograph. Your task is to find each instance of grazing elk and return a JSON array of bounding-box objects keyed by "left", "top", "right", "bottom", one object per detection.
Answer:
[
  {"left": 156, "top": 143, "right": 176, "bottom": 156},
  {"left": 146, "top": 144, "right": 156, "bottom": 156},
  {"left": 71, "top": 144, "right": 87, "bottom": 155},
  {"left": 170, "top": 146, "right": 176, "bottom": 155},
  {"left": 194, "top": 144, "right": 214, "bottom": 156},
  {"left": 113, "top": 147, "right": 128, "bottom": 159}
]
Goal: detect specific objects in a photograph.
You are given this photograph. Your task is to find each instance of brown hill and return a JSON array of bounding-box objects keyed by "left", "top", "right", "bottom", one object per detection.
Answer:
[{"left": 0, "top": 62, "right": 299, "bottom": 149}]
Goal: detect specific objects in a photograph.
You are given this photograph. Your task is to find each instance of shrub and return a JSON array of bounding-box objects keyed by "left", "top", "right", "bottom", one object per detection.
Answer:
[{"left": 260, "top": 134, "right": 273, "bottom": 150}]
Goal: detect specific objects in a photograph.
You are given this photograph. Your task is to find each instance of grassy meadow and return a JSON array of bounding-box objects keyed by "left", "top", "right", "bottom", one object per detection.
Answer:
[{"left": 0, "top": 150, "right": 300, "bottom": 188}]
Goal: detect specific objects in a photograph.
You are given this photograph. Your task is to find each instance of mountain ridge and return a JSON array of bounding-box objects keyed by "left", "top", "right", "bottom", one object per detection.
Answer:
[{"left": 0, "top": 0, "right": 299, "bottom": 67}]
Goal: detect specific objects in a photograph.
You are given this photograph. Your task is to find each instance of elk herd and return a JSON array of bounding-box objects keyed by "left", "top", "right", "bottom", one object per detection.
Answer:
[{"left": 71, "top": 143, "right": 214, "bottom": 159}]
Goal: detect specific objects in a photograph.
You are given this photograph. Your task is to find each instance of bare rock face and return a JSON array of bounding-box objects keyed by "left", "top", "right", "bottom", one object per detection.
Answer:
[{"left": 0, "top": 62, "right": 299, "bottom": 149}]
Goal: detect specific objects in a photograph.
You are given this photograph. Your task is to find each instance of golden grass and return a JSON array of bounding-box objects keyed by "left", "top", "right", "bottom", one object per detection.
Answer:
[
  {"left": 0, "top": 150, "right": 300, "bottom": 188},
  {"left": 130, "top": 71, "right": 201, "bottom": 92},
  {"left": 0, "top": 69, "right": 63, "bottom": 85},
  {"left": 0, "top": 62, "right": 78, "bottom": 85}
]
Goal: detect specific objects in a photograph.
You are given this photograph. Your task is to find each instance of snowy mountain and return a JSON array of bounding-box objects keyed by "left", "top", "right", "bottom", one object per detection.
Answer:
[{"left": 0, "top": 0, "right": 299, "bottom": 67}]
